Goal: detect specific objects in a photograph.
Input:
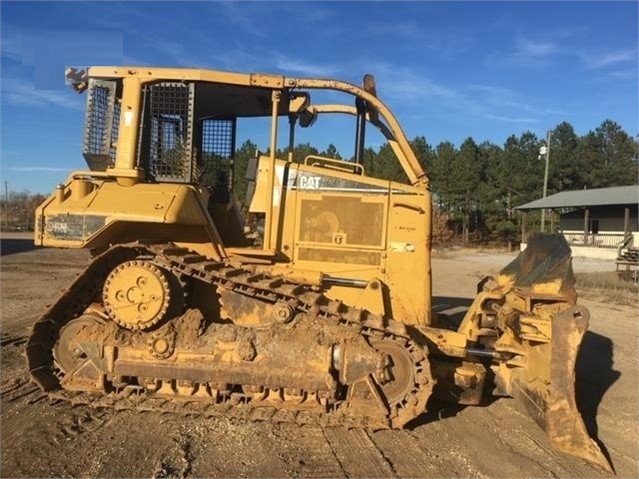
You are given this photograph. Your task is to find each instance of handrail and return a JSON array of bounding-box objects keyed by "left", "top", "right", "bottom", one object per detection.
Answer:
[
  {"left": 523, "top": 232, "right": 634, "bottom": 249},
  {"left": 304, "top": 155, "right": 364, "bottom": 175},
  {"left": 616, "top": 233, "right": 634, "bottom": 257}
]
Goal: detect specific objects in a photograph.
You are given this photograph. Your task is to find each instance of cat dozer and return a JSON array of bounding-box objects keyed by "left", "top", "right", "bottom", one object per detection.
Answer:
[{"left": 27, "top": 66, "right": 609, "bottom": 471}]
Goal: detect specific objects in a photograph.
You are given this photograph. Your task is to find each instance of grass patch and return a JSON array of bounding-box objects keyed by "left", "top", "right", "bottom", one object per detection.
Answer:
[{"left": 575, "top": 271, "right": 638, "bottom": 305}]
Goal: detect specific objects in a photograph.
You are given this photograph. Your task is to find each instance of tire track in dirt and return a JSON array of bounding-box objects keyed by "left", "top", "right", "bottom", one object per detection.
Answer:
[
  {"left": 77, "top": 410, "right": 185, "bottom": 478},
  {"left": 1, "top": 377, "right": 30, "bottom": 397},
  {"left": 409, "top": 400, "right": 600, "bottom": 479},
  {"left": 0, "top": 339, "right": 44, "bottom": 405},
  {"left": 175, "top": 418, "right": 294, "bottom": 477},
  {"left": 484, "top": 400, "right": 607, "bottom": 477},
  {"left": 0, "top": 396, "right": 117, "bottom": 477},
  {"left": 323, "top": 427, "right": 396, "bottom": 478},
  {"left": 47, "top": 409, "right": 111, "bottom": 446},
  {"left": 1, "top": 385, "right": 41, "bottom": 403},
  {"left": 0, "top": 334, "right": 27, "bottom": 348},
  {"left": 406, "top": 416, "right": 485, "bottom": 478},
  {"left": 263, "top": 423, "right": 346, "bottom": 478},
  {"left": 369, "top": 429, "right": 443, "bottom": 477}
]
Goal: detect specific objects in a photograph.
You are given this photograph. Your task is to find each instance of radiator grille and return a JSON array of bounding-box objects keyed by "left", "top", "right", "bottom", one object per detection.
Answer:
[
  {"left": 298, "top": 248, "right": 381, "bottom": 266},
  {"left": 298, "top": 196, "right": 384, "bottom": 246}
]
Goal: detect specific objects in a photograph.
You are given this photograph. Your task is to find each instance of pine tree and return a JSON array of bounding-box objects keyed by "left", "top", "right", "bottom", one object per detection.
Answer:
[{"left": 548, "top": 121, "right": 580, "bottom": 193}]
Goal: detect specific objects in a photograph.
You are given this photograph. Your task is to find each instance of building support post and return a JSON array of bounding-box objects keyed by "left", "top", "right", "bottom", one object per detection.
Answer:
[
  {"left": 4, "top": 181, "right": 8, "bottom": 229},
  {"left": 624, "top": 206, "right": 630, "bottom": 237},
  {"left": 583, "top": 208, "right": 590, "bottom": 246},
  {"left": 540, "top": 130, "right": 551, "bottom": 232}
]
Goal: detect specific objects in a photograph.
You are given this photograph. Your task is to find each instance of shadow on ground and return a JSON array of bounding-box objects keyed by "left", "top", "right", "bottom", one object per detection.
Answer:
[
  {"left": 432, "top": 296, "right": 473, "bottom": 326},
  {"left": 576, "top": 331, "right": 620, "bottom": 470},
  {"left": 1, "top": 238, "right": 38, "bottom": 256}
]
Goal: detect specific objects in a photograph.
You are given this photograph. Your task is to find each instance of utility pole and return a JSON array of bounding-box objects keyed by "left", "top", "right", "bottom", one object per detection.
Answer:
[
  {"left": 540, "top": 130, "right": 551, "bottom": 233},
  {"left": 4, "top": 181, "right": 8, "bottom": 229}
]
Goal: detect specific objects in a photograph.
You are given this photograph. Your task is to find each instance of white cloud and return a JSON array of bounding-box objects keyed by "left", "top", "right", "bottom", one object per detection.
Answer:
[
  {"left": 516, "top": 38, "right": 559, "bottom": 57},
  {"left": 355, "top": 61, "right": 462, "bottom": 103},
  {"left": 467, "top": 84, "right": 519, "bottom": 101},
  {"left": 467, "top": 84, "right": 564, "bottom": 118},
  {"left": 213, "top": 2, "right": 336, "bottom": 38},
  {"left": 274, "top": 57, "right": 340, "bottom": 77},
  {"left": 486, "top": 35, "right": 565, "bottom": 69},
  {"left": 0, "top": 27, "right": 23, "bottom": 63},
  {"left": 353, "top": 61, "right": 542, "bottom": 126},
  {"left": 586, "top": 49, "right": 636, "bottom": 69},
  {"left": 203, "top": 48, "right": 342, "bottom": 78},
  {"left": 213, "top": 2, "right": 269, "bottom": 39},
  {"left": 483, "top": 113, "right": 539, "bottom": 124},
  {"left": 605, "top": 69, "right": 637, "bottom": 80},
  {"left": 1, "top": 77, "right": 84, "bottom": 111},
  {"left": 488, "top": 30, "right": 637, "bottom": 75}
]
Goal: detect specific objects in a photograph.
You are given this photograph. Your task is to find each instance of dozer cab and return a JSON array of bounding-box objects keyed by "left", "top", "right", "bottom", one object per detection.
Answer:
[{"left": 27, "top": 66, "right": 609, "bottom": 471}]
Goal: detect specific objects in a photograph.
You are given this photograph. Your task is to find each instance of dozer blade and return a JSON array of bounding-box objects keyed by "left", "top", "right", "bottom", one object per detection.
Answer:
[
  {"left": 547, "top": 305, "right": 612, "bottom": 473},
  {"left": 496, "top": 235, "right": 612, "bottom": 472}
]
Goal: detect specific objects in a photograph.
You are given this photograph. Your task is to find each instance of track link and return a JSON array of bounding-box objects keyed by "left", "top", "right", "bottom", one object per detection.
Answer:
[{"left": 26, "top": 242, "right": 433, "bottom": 429}]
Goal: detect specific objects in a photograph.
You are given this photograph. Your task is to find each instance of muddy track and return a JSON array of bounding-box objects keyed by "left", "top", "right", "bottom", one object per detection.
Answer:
[{"left": 26, "top": 242, "right": 433, "bottom": 430}]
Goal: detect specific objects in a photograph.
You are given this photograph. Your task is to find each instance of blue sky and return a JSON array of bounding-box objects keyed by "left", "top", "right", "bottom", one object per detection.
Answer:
[{"left": 1, "top": 1, "right": 637, "bottom": 194}]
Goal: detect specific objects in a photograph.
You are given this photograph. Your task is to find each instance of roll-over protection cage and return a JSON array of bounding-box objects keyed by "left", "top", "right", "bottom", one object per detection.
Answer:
[{"left": 82, "top": 78, "right": 236, "bottom": 189}]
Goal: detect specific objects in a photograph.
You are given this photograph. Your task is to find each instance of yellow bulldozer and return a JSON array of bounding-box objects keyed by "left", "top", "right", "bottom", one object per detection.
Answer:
[{"left": 27, "top": 66, "right": 609, "bottom": 471}]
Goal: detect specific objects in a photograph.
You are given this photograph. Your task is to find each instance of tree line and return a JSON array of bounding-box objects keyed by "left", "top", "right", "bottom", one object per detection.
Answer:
[
  {"left": 229, "top": 118, "right": 638, "bottom": 246},
  {"left": 4, "top": 119, "right": 637, "bottom": 246},
  {"left": 0, "top": 191, "right": 46, "bottom": 231}
]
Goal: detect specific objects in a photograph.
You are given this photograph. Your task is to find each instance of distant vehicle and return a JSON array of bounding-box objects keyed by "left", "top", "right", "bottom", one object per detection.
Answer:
[{"left": 1, "top": 225, "right": 29, "bottom": 232}]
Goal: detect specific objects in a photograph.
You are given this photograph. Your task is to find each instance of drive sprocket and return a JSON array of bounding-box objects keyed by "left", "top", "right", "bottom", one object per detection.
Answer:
[{"left": 103, "top": 260, "right": 178, "bottom": 331}]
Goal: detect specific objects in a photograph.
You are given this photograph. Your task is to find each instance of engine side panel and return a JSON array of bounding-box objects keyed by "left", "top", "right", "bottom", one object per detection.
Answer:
[{"left": 35, "top": 178, "right": 224, "bottom": 259}]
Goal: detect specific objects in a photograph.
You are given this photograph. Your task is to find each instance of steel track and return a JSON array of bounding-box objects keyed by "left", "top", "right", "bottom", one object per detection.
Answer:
[{"left": 26, "top": 242, "right": 433, "bottom": 429}]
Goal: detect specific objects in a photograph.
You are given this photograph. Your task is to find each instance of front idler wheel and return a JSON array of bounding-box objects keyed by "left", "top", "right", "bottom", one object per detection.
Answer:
[
  {"left": 53, "top": 314, "right": 108, "bottom": 390},
  {"left": 371, "top": 340, "right": 415, "bottom": 406}
]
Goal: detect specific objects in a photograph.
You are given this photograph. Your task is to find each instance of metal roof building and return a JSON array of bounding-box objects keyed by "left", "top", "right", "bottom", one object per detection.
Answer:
[
  {"left": 516, "top": 185, "right": 639, "bottom": 210},
  {"left": 515, "top": 185, "right": 639, "bottom": 261}
]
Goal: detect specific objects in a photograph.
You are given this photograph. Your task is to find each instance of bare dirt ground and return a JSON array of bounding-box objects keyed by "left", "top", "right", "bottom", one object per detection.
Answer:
[{"left": 1, "top": 233, "right": 637, "bottom": 478}]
